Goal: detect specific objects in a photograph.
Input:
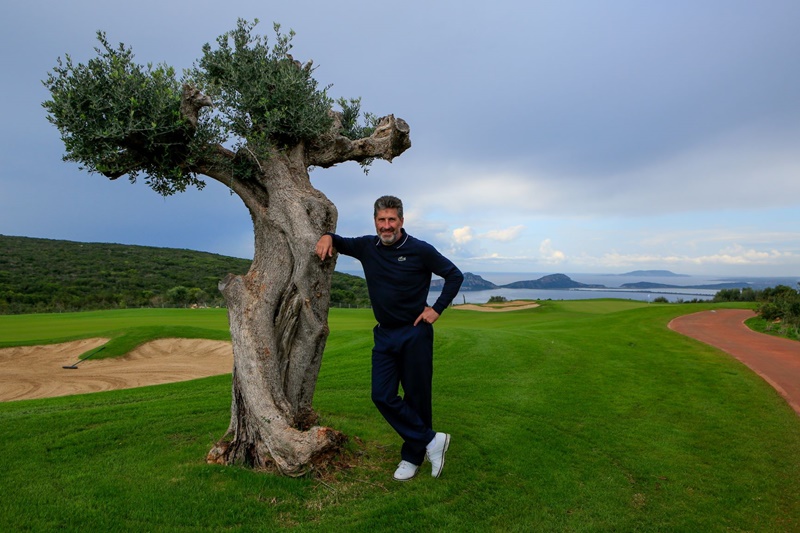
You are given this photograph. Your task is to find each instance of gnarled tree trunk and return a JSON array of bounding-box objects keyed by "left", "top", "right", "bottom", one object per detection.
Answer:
[
  {"left": 43, "top": 23, "right": 411, "bottom": 477},
  {"left": 203, "top": 116, "right": 410, "bottom": 476}
]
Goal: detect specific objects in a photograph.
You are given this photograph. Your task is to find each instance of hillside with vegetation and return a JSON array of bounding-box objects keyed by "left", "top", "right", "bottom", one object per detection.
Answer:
[
  {"left": 715, "top": 285, "right": 800, "bottom": 339},
  {"left": 0, "top": 235, "right": 369, "bottom": 314}
]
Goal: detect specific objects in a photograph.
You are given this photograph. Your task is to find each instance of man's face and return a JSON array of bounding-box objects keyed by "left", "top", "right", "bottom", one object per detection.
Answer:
[{"left": 374, "top": 208, "right": 404, "bottom": 246}]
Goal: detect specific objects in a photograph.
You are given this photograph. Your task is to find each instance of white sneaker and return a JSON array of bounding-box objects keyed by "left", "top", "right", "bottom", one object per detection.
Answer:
[
  {"left": 426, "top": 432, "right": 451, "bottom": 478},
  {"left": 393, "top": 460, "right": 419, "bottom": 482}
]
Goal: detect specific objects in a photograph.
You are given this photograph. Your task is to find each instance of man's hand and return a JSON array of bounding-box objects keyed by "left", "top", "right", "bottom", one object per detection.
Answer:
[
  {"left": 315, "top": 235, "right": 334, "bottom": 261},
  {"left": 414, "top": 306, "right": 440, "bottom": 326}
]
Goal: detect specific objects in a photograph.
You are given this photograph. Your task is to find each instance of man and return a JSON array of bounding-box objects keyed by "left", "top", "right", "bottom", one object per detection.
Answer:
[{"left": 315, "top": 195, "right": 463, "bottom": 481}]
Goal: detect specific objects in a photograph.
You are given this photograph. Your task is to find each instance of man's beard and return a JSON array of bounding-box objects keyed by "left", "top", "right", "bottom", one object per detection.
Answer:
[{"left": 379, "top": 231, "right": 399, "bottom": 245}]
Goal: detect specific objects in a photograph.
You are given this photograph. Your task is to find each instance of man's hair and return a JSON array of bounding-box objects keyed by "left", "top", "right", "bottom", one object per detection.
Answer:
[{"left": 373, "top": 195, "right": 403, "bottom": 219}]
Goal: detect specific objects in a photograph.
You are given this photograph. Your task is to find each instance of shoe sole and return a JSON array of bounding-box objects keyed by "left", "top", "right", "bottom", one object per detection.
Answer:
[
  {"left": 393, "top": 472, "right": 417, "bottom": 482},
  {"left": 431, "top": 433, "right": 451, "bottom": 478}
]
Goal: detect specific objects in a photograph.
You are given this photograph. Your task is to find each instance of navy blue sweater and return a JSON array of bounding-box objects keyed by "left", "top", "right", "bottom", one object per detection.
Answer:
[{"left": 329, "top": 229, "right": 464, "bottom": 327}]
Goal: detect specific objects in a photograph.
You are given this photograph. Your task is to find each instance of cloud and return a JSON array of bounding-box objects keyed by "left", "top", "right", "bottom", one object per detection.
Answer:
[
  {"left": 398, "top": 122, "right": 800, "bottom": 224},
  {"left": 480, "top": 225, "right": 525, "bottom": 242},
  {"left": 445, "top": 225, "right": 526, "bottom": 261},
  {"left": 702, "top": 244, "right": 797, "bottom": 266},
  {"left": 539, "top": 239, "right": 566, "bottom": 265},
  {"left": 577, "top": 245, "right": 797, "bottom": 271},
  {"left": 452, "top": 226, "right": 474, "bottom": 245}
]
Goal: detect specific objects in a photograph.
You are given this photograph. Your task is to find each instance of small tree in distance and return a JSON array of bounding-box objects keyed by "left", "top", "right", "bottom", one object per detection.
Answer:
[{"left": 43, "top": 19, "right": 411, "bottom": 476}]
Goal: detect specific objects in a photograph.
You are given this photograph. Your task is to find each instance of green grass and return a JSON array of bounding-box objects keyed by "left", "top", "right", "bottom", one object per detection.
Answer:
[
  {"left": 0, "top": 308, "right": 232, "bottom": 358},
  {"left": 746, "top": 315, "right": 800, "bottom": 342},
  {"left": 1, "top": 301, "right": 799, "bottom": 531}
]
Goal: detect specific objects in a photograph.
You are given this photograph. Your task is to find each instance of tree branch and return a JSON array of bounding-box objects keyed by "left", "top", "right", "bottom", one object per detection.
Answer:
[
  {"left": 96, "top": 84, "right": 213, "bottom": 181},
  {"left": 305, "top": 114, "right": 411, "bottom": 169},
  {"left": 180, "top": 83, "right": 213, "bottom": 128}
]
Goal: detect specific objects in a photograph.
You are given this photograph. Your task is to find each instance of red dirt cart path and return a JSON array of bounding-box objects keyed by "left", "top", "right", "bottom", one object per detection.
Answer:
[{"left": 669, "top": 309, "right": 800, "bottom": 416}]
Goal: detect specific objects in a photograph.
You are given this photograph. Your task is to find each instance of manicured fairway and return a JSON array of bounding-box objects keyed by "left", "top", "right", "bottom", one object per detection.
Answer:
[
  {"left": 0, "top": 308, "right": 231, "bottom": 358},
  {"left": 0, "top": 308, "right": 231, "bottom": 344},
  {"left": 1, "top": 301, "right": 798, "bottom": 531}
]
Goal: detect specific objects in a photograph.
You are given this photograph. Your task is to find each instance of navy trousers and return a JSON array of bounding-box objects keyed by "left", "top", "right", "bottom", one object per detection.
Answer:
[{"left": 371, "top": 322, "right": 437, "bottom": 465}]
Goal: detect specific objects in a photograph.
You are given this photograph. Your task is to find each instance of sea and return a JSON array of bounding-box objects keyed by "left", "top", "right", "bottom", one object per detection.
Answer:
[{"left": 345, "top": 270, "right": 800, "bottom": 304}]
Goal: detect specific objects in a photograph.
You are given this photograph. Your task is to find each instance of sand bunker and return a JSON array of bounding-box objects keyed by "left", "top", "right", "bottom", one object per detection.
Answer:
[
  {"left": 0, "top": 299, "right": 534, "bottom": 402},
  {"left": 0, "top": 338, "right": 232, "bottom": 402},
  {"left": 453, "top": 301, "right": 541, "bottom": 312}
]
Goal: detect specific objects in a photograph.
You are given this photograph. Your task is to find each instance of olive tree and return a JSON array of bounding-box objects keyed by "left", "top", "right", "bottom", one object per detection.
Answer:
[{"left": 43, "top": 19, "right": 410, "bottom": 476}]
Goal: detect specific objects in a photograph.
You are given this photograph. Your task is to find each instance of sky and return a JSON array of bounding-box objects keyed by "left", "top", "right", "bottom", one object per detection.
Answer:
[{"left": 2, "top": 0, "right": 799, "bottom": 278}]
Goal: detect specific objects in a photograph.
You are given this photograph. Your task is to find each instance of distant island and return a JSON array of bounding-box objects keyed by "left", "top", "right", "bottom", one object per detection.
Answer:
[
  {"left": 618, "top": 270, "right": 690, "bottom": 277},
  {"left": 455, "top": 272, "right": 499, "bottom": 291},
  {"left": 430, "top": 272, "right": 754, "bottom": 292},
  {"left": 620, "top": 281, "right": 749, "bottom": 290},
  {"left": 501, "top": 273, "right": 604, "bottom": 290},
  {"left": 430, "top": 273, "right": 604, "bottom": 291}
]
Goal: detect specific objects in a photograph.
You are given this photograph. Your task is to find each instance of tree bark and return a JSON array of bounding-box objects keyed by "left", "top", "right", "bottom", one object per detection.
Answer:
[
  {"left": 307, "top": 114, "right": 411, "bottom": 168},
  {"left": 201, "top": 116, "right": 410, "bottom": 475}
]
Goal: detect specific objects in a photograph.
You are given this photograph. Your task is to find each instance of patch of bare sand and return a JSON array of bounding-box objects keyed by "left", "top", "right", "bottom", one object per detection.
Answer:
[
  {"left": 452, "top": 301, "right": 541, "bottom": 312},
  {"left": 0, "top": 338, "right": 232, "bottom": 402}
]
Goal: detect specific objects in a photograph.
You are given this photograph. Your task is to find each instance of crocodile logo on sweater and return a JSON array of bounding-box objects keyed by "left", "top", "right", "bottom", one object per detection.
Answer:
[{"left": 398, "top": 256, "right": 407, "bottom": 262}]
